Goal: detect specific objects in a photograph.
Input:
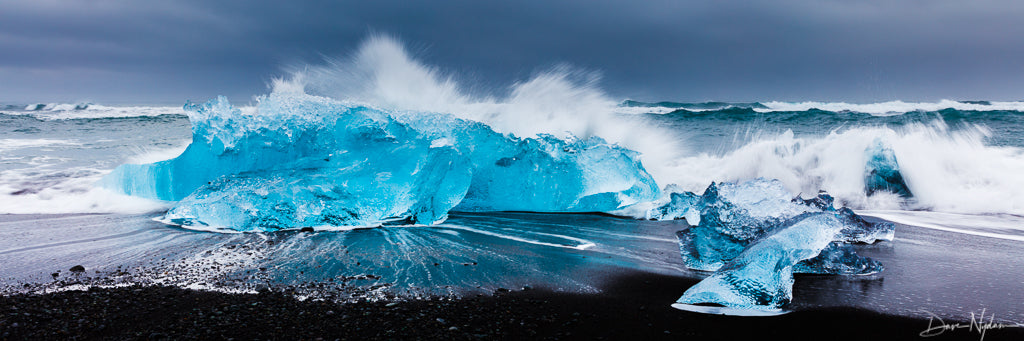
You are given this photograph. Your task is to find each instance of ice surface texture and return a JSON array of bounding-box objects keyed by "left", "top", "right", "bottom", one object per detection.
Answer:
[
  {"left": 99, "top": 93, "right": 659, "bottom": 231},
  {"left": 654, "top": 179, "right": 894, "bottom": 311}
]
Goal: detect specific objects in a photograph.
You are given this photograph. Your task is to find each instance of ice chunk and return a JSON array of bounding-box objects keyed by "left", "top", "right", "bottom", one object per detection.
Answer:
[
  {"left": 833, "top": 207, "right": 896, "bottom": 244},
  {"left": 665, "top": 179, "right": 894, "bottom": 311},
  {"left": 649, "top": 191, "right": 700, "bottom": 222},
  {"left": 655, "top": 179, "right": 892, "bottom": 272},
  {"left": 675, "top": 213, "right": 849, "bottom": 311},
  {"left": 792, "top": 207, "right": 894, "bottom": 275},
  {"left": 100, "top": 93, "right": 659, "bottom": 231},
  {"left": 792, "top": 191, "right": 836, "bottom": 211},
  {"left": 864, "top": 139, "right": 913, "bottom": 197},
  {"left": 792, "top": 242, "right": 883, "bottom": 275},
  {"left": 657, "top": 179, "right": 819, "bottom": 271}
]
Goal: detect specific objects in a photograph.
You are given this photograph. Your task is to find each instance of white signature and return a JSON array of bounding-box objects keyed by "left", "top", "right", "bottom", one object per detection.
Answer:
[{"left": 919, "top": 309, "right": 1024, "bottom": 341}]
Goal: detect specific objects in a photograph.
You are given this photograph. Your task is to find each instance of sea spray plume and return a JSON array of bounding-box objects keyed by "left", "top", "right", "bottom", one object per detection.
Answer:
[
  {"left": 295, "top": 34, "right": 614, "bottom": 138},
  {"left": 286, "top": 34, "right": 687, "bottom": 183},
  {"left": 298, "top": 34, "right": 470, "bottom": 114}
]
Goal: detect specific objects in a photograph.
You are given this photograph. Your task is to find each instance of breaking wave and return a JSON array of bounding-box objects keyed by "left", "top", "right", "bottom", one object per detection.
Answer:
[
  {"left": 659, "top": 121, "right": 1024, "bottom": 216},
  {"left": 6, "top": 35, "right": 1024, "bottom": 234}
]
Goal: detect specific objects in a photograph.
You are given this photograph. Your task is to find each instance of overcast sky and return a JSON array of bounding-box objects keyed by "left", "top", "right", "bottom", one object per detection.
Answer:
[{"left": 2, "top": 0, "right": 1023, "bottom": 104}]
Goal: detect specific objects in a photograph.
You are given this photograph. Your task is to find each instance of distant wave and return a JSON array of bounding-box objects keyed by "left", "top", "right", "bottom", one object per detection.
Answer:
[
  {"left": 620, "top": 99, "right": 1024, "bottom": 116},
  {"left": 759, "top": 100, "right": 1024, "bottom": 115},
  {"left": 616, "top": 100, "right": 766, "bottom": 115},
  {"left": 1, "top": 102, "right": 187, "bottom": 120},
  {"left": 21, "top": 102, "right": 93, "bottom": 111}
]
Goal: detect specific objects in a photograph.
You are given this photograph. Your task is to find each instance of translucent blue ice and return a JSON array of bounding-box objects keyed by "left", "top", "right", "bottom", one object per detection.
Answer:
[
  {"left": 100, "top": 93, "right": 659, "bottom": 231},
  {"left": 656, "top": 179, "right": 821, "bottom": 271},
  {"left": 865, "top": 138, "right": 913, "bottom": 197},
  {"left": 654, "top": 179, "right": 893, "bottom": 272},
  {"left": 393, "top": 113, "right": 659, "bottom": 212},
  {"left": 658, "top": 179, "right": 895, "bottom": 311},
  {"left": 649, "top": 191, "right": 700, "bottom": 222},
  {"left": 676, "top": 213, "right": 850, "bottom": 311}
]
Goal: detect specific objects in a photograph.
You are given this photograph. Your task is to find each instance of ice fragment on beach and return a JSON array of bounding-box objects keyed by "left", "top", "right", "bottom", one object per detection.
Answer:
[
  {"left": 656, "top": 179, "right": 892, "bottom": 272},
  {"left": 864, "top": 138, "right": 913, "bottom": 198},
  {"left": 676, "top": 213, "right": 848, "bottom": 310},
  {"left": 661, "top": 179, "right": 894, "bottom": 311},
  {"left": 657, "top": 179, "right": 820, "bottom": 271}
]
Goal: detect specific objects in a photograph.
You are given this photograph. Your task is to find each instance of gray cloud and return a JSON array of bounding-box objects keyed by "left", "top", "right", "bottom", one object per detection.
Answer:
[{"left": 1, "top": 0, "right": 1023, "bottom": 104}]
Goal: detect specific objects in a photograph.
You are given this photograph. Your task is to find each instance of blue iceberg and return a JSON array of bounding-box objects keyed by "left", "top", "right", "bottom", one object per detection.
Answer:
[
  {"left": 656, "top": 179, "right": 894, "bottom": 312},
  {"left": 100, "top": 93, "right": 659, "bottom": 231},
  {"left": 864, "top": 139, "right": 913, "bottom": 198}
]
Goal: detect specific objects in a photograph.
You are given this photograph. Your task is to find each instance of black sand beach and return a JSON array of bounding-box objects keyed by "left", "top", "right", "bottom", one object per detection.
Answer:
[
  {"left": 3, "top": 271, "right": 1020, "bottom": 340},
  {"left": 4, "top": 213, "right": 1024, "bottom": 340}
]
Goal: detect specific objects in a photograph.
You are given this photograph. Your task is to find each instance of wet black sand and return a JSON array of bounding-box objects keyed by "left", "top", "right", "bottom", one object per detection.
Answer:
[{"left": 3, "top": 272, "right": 1019, "bottom": 341}]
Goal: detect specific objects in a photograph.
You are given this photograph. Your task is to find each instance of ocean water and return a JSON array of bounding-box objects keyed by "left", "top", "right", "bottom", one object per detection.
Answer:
[
  {"left": 3, "top": 37, "right": 1024, "bottom": 321},
  {"left": 4, "top": 98, "right": 1024, "bottom": 232}
]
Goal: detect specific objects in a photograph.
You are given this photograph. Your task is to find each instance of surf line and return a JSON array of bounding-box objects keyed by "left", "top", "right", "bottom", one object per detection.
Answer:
[
  {"left": 860, "top": 212, "right": 1024, "bottom": 243},
  {"left": 440, "top": 225, "right": 596, "bottom": 250}
]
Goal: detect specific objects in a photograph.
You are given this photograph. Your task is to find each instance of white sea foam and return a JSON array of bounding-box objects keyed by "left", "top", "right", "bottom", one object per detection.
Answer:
[
  {"left": 658, "top": 121, "right": 1024, "bottom": 217},
  {"left": 442, "top": 225, "right": 596, "bottom": 250},
  {"left": 0, "top": 143, "right": 188, "bottom": 214},
  {"left": 0, "top": 138, "right": 78, "bottom": 152},
  {"left": 0, "top": 181, "right": 171, "bottom": 214},
  {"left": 860, "top": 210, "right": 1024, "bottom": 242}
]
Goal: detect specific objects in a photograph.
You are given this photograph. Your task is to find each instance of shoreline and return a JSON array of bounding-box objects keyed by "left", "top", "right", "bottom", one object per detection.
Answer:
[
  {"left": 3, "top": 272, "right": 1021, "bottom": 340},
  {"left": 4, "top": 212, "right": 1024, "bottom": 340}
]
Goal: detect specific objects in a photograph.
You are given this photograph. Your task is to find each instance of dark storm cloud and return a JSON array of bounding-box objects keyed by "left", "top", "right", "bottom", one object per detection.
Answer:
[{"left": 2, "top": 0, "right": 1023, "bottom": 103}]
